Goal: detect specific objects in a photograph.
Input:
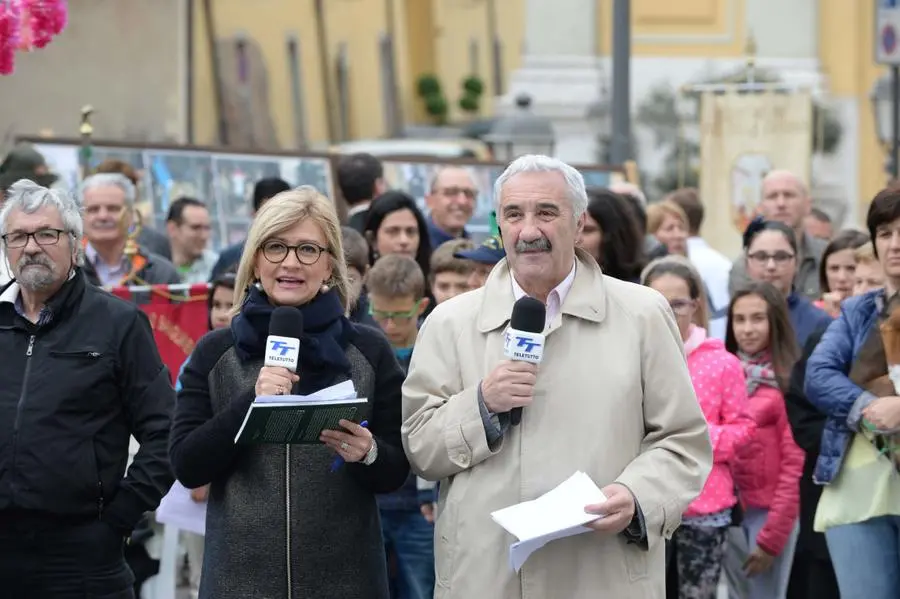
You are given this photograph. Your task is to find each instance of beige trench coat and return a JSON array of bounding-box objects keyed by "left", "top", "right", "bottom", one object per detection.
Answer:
[{"left": 401, "top": 250, "right": 712, "bottom": 599}]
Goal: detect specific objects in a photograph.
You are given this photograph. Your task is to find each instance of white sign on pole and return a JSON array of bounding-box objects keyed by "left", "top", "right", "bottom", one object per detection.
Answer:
[{"left": 877, "top": 0, "right": 900, "bottom": 65}]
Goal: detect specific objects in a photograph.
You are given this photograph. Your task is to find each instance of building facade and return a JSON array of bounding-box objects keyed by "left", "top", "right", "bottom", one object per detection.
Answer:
[{"left": 0, "top": 0, "right": 887, "bottom": 226}]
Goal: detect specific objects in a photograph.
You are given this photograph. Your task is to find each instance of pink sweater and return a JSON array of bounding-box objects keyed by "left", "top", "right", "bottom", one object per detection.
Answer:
[{"left": 683, "top": 327, "right": 756, "bottom": 519}]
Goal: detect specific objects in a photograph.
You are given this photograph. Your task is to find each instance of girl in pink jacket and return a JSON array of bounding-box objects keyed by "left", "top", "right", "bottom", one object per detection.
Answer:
[
  {"left": 723, "top": 281, "right": 804, "bottom": 599},
  {"left": 642, "top": 257, "right": 755, "bottom": 599}
]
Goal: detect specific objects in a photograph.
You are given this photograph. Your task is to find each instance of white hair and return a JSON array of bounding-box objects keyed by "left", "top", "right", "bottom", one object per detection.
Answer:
[
  {"left": 493, "top": 154, "right": 588, "bottom": 219},
  {"left": 0, "top": 179, "right": 85, "bottom": 265},
  {"left": 80, "top": 172, "right": 136, "bottom": 208},
  {"left": 609, "top": 182, "right": 647, "bottom": 208}
]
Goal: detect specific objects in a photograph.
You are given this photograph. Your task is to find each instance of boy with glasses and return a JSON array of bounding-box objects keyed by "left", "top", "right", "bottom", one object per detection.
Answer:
[
  {"left": 367, "top": 253, "right": 435, "bottom": 599},
  {"left": 367, "top": 254, "right": 429, "bottom": 365}
]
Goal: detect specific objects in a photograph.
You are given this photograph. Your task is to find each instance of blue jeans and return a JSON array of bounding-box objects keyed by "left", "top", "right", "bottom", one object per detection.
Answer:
[
  {"left": 380, "top": 509, "right": 435, "bottom": 599},
  {"left": 825, "top": 515, "right": 900, "bottom": 599}
]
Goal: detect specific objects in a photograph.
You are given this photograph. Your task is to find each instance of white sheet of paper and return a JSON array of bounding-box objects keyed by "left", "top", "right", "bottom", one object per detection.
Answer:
[
  {"left": 255, "top": 379, "right": 357, "bottom": 404},
  {"left": 491, "top": 471, "right": 607, "bottom": 572},
  {"left": 156, "top": 481, "right": 207, "bottom": 536}
]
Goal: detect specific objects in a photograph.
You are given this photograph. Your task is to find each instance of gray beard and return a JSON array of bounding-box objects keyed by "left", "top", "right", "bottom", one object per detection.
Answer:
[{"left": 17, "top": 264, "right": 59, "bottom": 292}]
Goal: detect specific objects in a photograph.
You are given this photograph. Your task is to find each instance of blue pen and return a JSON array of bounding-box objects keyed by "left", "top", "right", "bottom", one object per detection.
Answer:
[{"left": 330, "top": 420, "right": 368, "bottom": 472}]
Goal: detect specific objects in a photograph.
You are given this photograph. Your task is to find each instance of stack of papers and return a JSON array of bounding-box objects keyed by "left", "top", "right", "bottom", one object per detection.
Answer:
[
  {"left": 490, "top": 471, "right": 607, "bottom": 572},
  {"left": 235, "top": 380, "right": 367, "bottom": 444}
]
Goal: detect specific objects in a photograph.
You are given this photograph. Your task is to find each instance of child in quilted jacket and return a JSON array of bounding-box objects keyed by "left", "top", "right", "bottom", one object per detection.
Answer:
[
  {"left": 723, "top": 281, "right": 804, "bottom": 599},
  {"left": 642, "top": 256, "right": 755, "bottom": 599}
]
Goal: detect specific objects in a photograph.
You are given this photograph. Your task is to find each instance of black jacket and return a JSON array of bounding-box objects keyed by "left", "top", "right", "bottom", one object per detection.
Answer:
[{"left": 0, "top": 271, "right": 175, "bottom": 533}]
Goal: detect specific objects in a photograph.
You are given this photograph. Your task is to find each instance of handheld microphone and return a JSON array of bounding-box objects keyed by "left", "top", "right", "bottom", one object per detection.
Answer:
[
  {"left": 265, "top": 307, "right": 303, "bottom": 375},
  {"left": 504, "top": 296, "right": 545, "bottom": 426}
]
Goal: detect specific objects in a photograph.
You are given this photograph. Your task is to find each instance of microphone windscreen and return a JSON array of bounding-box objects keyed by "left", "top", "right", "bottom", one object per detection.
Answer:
[
  {"left": 510, "top": 296, "right": 545, "bottom": 334},
  {"left": 269, "top": 306, "right": 304, "bottom": 339}
]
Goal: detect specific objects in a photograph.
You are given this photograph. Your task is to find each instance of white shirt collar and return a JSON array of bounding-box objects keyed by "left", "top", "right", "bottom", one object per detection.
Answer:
[
  {"left": 0, "top": 281, "right": 19, "bottom": 304},
  {"left": 511, "top": 261, "right": 577, "bottom": 329},
  {"left": 686, "top": 236, "right": 706, "bottom": 249},
  {"left": 0, "top": 269, "right": 76, "bottom": 306},
  {"left": 347, "top": 202, "right": 370, "bottom": 217}
]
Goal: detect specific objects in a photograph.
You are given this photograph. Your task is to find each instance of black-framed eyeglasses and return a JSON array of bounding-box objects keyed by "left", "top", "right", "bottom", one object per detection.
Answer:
[
  {"left": 748, "top": 251, "right": 795, "bottom": 266},
  {"left": 2, "top": 228, "right": 67, "bottom": 249},
  {"left": 261, "top": 240, "right": 329, "bottom": 265}
]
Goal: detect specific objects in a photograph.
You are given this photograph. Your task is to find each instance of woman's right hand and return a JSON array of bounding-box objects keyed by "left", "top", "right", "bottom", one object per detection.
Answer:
[{"left": 255, "top": 366, "right": 300, "bottom": 397}]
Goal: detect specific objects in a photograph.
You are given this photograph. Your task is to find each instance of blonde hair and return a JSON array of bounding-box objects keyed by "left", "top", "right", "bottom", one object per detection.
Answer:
[
  {"left": 854, "top": 243, "right": 876, "bottom": 264},
  {"left": 646, "top": 200, "right": 688, "bottom": 235},
  {"left": 640, "top": 255, "right": 710, "bottom": 330},
  {"left": 233, "top": 186, "right": 350, "bottom": 312}
]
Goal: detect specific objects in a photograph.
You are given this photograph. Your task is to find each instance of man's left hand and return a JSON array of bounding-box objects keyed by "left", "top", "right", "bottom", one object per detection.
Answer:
[{"left": 584, "top": 483, "right": 636, "bottom": 535}]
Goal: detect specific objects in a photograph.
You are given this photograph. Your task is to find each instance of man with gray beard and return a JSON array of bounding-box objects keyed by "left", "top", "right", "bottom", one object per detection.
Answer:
[{"left": 0, "top": 180, "right": 174, "bottom": 598}]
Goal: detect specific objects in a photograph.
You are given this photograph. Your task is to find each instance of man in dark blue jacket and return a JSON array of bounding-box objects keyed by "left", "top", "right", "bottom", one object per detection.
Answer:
[{"left": 0, "top": 180, "right": 174, "bottom": 598}]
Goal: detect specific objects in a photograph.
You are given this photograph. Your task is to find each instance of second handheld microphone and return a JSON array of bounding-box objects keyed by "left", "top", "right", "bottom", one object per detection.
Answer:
[{"left": 503, "top": 296, "right": 546, "bottom": 426}]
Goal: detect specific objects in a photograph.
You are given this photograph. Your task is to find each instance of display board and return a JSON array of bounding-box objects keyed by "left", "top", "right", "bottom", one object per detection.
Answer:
[{"left": 19, "top": 137, "right": 626, "bottom": 250}]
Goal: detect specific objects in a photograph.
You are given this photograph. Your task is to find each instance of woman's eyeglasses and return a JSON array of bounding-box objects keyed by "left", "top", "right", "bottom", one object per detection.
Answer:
[
  {"left": 261, "top": 240, "right": 328, "bottom": 265},
  {"left": 747, "top": 251, "right": 795, "bottom": 266},
  {"left": 669, "top": 299, "right": 696, "bottom": 316}
]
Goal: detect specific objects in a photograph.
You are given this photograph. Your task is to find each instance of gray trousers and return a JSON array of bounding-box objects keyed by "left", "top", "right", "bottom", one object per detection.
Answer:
[{"left": 722, "top": 507, "right": 799, "bottom": 599}]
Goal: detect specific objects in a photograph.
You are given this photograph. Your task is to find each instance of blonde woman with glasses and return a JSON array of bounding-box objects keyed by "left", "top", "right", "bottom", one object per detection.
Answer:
[{"left": 169, "top": 186, "right": 410, "bottom": 599}]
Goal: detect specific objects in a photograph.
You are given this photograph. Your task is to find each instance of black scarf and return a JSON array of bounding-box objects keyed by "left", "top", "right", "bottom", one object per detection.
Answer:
[{"left": 231, "top": 285, "right": 352, "bottom": 394}]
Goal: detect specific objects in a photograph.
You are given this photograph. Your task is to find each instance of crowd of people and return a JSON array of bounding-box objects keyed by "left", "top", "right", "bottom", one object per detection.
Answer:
[{"left": 0, "top": 142, "right": 898, "bottom": 599}]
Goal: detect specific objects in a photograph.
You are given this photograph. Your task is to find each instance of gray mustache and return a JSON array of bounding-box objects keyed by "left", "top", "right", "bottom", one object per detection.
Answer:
[
  {"left": 515, "top": 237, "right": 551, "bottom": 252},
  {"left": 17, "top": 255, "right": 53, "bottom": 270}
]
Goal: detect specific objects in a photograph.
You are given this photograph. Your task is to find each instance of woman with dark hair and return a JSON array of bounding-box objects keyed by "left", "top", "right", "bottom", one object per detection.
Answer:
[
  {"left": 742, "top": 217, "right": 832, "bottom": 348},
  {"left": 722, "top": 281, "right": 803, "bottom": 599},
  {"left": 363, "top": 191, "right": 432, "bottom": 280},
  {"left": 815, "top": 229, "right": 870, "bottom": 317},
  {"left": 173, "top": 269, "right": 238, "bottom": 597},
  {"left": 804, "top": 187, "right": 900, "bottom": 598},
  {"left": 578, "top": 188, "right": 646, "bottom": 282}
]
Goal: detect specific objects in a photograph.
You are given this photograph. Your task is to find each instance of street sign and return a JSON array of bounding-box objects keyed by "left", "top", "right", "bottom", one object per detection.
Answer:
[{"left": 877, "top": 0, "right": 900, "bottom": 64}]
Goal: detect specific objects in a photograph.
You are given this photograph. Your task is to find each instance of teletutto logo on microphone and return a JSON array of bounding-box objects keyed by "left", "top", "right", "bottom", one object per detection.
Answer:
[
  {"left": 265, "top": 335, "right": 300, "bottom": 368},
  {"left": 270, "top": 340, "right": 296, "bottom": 356},
  {"left": 504, "top": 329, "right": 544, "bottom": 363}
]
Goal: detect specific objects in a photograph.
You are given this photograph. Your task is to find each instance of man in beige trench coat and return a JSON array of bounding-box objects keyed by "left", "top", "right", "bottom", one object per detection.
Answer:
[{"left": 401, "top": 155, "right": 713, "bottom": 599}]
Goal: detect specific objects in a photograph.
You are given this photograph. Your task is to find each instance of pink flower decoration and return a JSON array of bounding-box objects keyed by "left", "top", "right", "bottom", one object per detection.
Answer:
[
  {"left": 47, "top": 0, "right": 65, "bottom": 35},
  {"left": 0, "top": 0, "right": 22, "bottom": 75},
  {"left": 28, "top": 0, "right": 56, "bottom": 49}
]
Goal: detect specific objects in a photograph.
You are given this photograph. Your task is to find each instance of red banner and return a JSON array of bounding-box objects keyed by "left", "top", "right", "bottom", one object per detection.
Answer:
[{"left": 111, "top": 284, "right": 210, "bottom": 384}]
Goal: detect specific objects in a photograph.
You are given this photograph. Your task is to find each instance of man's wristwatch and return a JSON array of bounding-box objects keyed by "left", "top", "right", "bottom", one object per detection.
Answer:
[{"left": 362, "top": 440, "right": 378, "bottom": 466}]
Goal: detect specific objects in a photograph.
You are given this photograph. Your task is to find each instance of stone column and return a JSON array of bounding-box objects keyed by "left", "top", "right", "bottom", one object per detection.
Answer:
[{"left": 498, "top": 0, "right": 605, "bottom": 163}]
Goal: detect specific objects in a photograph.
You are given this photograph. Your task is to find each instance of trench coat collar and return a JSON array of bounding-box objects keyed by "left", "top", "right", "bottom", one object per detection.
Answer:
[{"left": 476, "top": 247, "right": 608, "bottom": 333}]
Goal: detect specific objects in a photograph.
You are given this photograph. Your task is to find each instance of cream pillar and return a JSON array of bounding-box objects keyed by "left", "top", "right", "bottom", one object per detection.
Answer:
[{"left": 498, "top": 0, "right": 605, "bottom": 163}]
